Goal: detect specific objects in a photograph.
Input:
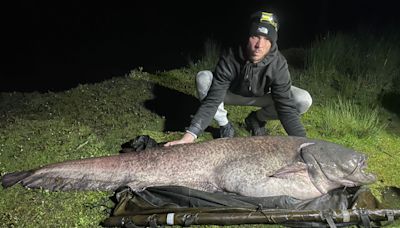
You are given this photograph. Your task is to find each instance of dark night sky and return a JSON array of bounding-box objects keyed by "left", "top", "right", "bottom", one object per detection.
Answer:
[{"left": 1, "top": 0, "right": 399, "bottom": 92}]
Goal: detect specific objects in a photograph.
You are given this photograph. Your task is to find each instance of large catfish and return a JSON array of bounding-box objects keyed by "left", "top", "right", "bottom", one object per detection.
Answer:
[{"left": 1, "top": 136, "right": 376, "bottom": 200}]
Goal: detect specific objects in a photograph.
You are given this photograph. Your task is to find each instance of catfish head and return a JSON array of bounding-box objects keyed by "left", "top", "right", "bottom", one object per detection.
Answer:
[{"left": 300, "top": 140, "right": 376, "bottom": 194}]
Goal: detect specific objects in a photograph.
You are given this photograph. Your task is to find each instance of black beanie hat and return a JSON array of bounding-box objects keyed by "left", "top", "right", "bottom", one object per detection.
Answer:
[{"left": 249, "top": 11, "right": 279, "bottom": 43}]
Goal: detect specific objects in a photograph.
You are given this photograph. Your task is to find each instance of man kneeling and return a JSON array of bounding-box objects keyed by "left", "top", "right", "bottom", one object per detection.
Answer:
[{"left": 165, "top": 10, "right": 312, "bottom": 146}]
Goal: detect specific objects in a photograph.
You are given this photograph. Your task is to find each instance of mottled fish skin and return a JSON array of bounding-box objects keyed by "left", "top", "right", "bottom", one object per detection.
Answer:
[{"left": 1, "top": 136, "right": 376, "bottom": 200}]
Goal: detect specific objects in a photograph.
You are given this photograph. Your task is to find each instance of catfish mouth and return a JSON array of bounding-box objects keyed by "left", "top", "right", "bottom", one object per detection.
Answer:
[
  {"left": 340, "top": 156, "right": 376, "bottom": 186},
  {"left": 311, "top": 154, "right": 376, "bottom": 191},
  {"left": 300, "top": 142, "right": 377, "bottom": 194}
]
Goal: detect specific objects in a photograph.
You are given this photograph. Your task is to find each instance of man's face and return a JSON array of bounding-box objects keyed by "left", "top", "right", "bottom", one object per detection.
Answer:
[{"left": 246, "top": 35, "right": 271, "bottom": 63}]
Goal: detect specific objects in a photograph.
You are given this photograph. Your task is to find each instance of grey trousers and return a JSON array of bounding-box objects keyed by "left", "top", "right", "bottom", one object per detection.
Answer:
[{"left": 196, "top": 70, "right": 312, "bottom": 126}]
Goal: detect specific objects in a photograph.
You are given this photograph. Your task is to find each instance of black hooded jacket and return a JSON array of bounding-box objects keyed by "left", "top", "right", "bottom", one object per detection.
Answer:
[{"left": 187, "top": 43, "right": 306, "bottom": 137}]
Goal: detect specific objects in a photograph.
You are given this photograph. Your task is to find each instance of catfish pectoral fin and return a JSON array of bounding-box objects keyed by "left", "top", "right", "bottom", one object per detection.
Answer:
[
  {"left": 1, "top": 170, "right": 34, "bottom": 188},
  {"left": 272, "top": 162, "right": 308, "bottom": 178}
]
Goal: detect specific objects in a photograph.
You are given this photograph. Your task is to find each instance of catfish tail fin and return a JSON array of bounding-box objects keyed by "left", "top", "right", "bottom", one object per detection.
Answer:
[{"left": 1, "top": 171, "right": 33, "bottom": 188}]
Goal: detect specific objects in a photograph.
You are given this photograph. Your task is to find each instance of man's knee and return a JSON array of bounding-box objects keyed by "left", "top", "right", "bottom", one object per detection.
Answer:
[
  {"left": 196, "top": 70, "right": 213, "bottom": 100},
  {"left": 295, "top": 90, "right": 312, "bottom": 114}
]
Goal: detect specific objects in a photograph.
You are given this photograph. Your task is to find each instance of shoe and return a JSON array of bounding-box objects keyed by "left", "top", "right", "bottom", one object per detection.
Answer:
[
  {"left": 245, "top": 111, "right": 267, "bottom": 136},
  {"left": 219, "top": 122, "right": 235, "bottom": 138}
]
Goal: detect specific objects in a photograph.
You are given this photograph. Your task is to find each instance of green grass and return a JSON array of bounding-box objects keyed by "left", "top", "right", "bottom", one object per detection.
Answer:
[
  {"left": 300, "top": 31, "right": 400, "bottom": 107},
  {"left": 1, "top": 31, "right": 400, "bottom": 227},
  {"left": 310, "top": 97, "right": 385, "bottom": 139}
]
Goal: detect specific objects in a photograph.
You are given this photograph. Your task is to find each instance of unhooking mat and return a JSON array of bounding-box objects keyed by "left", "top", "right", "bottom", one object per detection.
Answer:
[{"left": 101, "top": 135, "right": 397, "bottom": 228}]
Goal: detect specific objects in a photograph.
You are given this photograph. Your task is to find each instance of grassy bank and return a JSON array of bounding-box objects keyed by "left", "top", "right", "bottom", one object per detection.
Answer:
[{"left": 1, "top": 31, "right": 400, "bottom": 227}]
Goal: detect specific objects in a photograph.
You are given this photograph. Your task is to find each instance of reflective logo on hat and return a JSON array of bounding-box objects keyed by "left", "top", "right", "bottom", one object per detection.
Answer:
[
  {"left": 257, "top": 26, "right": 269, "bottom": 35},
  {"left": 260, "top": 12, "right": 278, "bottom": 31}
]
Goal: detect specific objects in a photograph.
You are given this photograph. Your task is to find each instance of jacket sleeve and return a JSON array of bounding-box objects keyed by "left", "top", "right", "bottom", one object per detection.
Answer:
[
  {"left": 187, "top": 55, "right": 234, "bottom": 136},
  {"left": 271, "top": 57, "right": 306, "bottom": 137}
]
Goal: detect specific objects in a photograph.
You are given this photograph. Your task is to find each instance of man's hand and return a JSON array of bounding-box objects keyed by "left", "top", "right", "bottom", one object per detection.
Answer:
[{"left": 164, "top": 132, "right": 196, "bottom": 147}]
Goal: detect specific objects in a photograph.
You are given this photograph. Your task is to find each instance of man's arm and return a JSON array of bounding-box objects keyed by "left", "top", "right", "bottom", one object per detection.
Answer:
[
  {"left": 165, "top": 54, "right": 235, "bottom": 146},
  {"left": 271, "top": 57, "right": 306, "bottom": 137},
  {"left": 164, "top": 132, "right": 196, "bottom": 146}
]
